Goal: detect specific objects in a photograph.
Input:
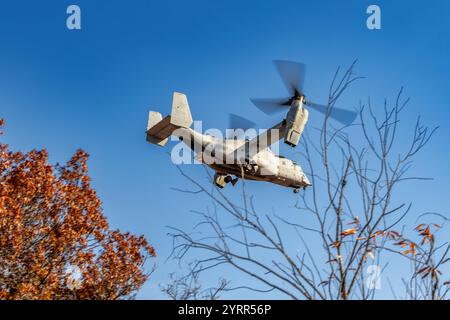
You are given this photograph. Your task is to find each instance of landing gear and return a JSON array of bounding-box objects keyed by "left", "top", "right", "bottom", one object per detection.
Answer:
[
  {"left": 214, "top": 174, "right": 227, "bottom": 188},
  {"left": 293, "top": 188, "right": 300, "bottom": 194},
  {"left": 214, "top": 174, "right": 238, "bottom": 188}
]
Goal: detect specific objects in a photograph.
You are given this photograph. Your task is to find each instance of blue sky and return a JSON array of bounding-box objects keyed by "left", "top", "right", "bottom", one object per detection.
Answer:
[{"left": 0, "top": 0, "right": 449, "bottom": 299}]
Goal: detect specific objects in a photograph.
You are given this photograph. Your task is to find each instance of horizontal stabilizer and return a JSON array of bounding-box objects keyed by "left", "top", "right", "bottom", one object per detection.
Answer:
[
  {"left": 146, "top": 111, "right": 172, "bottom": 146},
  {"left": 145, "top": 92, "right": 193, "bottom": 147}
]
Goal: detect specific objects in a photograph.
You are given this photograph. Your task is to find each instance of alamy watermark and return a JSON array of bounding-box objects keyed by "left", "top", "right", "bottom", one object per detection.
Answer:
[
  {"left": 168, "top": 121, "right": 281, "bottom": 169},
  {"left": 64, "top": 5, "right": 380, "bottom": 31},
  {"left": 366, "top": 264, "right": 382, "bottom": 290},
  {"left": 66, "top": 5, "right": 81, "bottom": 30},
  {"left": 366, "top": 5, "right": 381, "bottom": 30}
]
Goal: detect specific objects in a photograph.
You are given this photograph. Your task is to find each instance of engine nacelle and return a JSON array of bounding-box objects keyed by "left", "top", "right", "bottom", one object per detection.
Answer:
[{"left": 284, "top": 97, "right": 309, "bottom": 147}]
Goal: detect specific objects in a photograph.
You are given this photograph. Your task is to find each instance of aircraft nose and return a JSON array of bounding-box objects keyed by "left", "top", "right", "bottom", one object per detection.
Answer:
[
  {"left": 302, "top": 174, "right": 311, "bottom": 186},
  {"left": 295, "top": 165, "right": 310, "bottom": 186}
]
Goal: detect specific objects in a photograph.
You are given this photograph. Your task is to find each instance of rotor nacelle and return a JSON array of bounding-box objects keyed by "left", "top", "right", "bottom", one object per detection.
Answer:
[
  {"left": 284, "top": 96, "right": 309, "bottom": 147},
  {"left": 250, "top": 60, "right": 357, "bottom": 148}
]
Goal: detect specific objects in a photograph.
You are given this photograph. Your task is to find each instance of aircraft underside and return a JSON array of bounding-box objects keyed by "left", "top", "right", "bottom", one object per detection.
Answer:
[{"left": 209, "top": 163, "right": 303, "bottom": 191}]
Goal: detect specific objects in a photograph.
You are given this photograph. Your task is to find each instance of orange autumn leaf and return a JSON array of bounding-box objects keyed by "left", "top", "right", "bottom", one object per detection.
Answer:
[
  {"left": 385, "top": 230, "right": 401, "bottom": 240},
  {"left": 330, "top": 240, "right": 341, "bottom": 249},
  {"left": 346, "top": 217, "right": 360, "bottom": 225},
  {"left": 402, "top": 242, "right": 417, "bottom": 256},
  {"left": 341, "top": 227, "right": 357, "bottom": 237},
  {"left": 415, "top": 224, "right": 426, "bottom": 231},
  {"left": 394, "top": 240, "right": 409, "bottom": 248}
]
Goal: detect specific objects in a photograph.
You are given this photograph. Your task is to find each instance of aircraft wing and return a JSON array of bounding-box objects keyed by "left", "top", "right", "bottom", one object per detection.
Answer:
[{"left": 246, "top": 119, "right": 286, "bottom": 155}]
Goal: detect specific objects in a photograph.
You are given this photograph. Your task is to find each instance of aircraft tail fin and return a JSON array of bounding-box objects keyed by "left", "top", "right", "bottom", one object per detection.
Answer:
[
  {"left": 170, "top": 92, "right": 193, "bottom": 128},
  {"left": 146, "top": 92, "right": 193, "bottom": 147}
]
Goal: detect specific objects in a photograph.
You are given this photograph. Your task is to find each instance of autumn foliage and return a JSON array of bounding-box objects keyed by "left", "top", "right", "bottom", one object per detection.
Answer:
[{"left": 0, "top": 118, "right": 155, "bottom": 299}]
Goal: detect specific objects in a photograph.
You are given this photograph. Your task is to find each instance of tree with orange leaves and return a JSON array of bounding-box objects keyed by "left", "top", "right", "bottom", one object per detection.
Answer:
[{"left": 0, "top": 118, "right": 155, "bottom": 299}]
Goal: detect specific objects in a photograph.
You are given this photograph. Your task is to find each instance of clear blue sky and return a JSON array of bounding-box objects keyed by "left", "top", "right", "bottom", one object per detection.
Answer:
[{"left": 0, "top": 0, "right": 449, "bottom": 299}]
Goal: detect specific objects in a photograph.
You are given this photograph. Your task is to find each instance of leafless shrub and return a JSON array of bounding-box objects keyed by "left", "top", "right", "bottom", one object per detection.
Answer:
[{"left": 164, "top": 62, "right": 448, "bottom": 300}]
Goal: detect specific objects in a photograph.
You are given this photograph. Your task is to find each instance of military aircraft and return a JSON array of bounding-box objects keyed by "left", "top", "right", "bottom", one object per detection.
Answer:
[{"left": 145, "top": 60, "right": 357, "bottom": 192}]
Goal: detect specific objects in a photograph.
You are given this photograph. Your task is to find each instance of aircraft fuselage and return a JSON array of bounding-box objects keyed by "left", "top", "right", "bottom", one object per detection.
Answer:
[{"left": 174, "top": 127, "right": 310, "bottom": 190}]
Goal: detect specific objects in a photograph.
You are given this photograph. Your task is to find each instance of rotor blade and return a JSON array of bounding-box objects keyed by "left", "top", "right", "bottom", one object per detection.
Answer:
[
  {"left": 273, "top": 60, "right": 306, "bottom": 96},
  {"left": 227, "top": 114, "right": 257, "bottom": 139},
  {"left": 250, "top": 98, "right": 290, "bottom": 115},
  {"left": 228, "top": 113, "right": 256, "bottom": 131},
  {"left": 306, "top": 102, "right": 358, "bottom": 125}
]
